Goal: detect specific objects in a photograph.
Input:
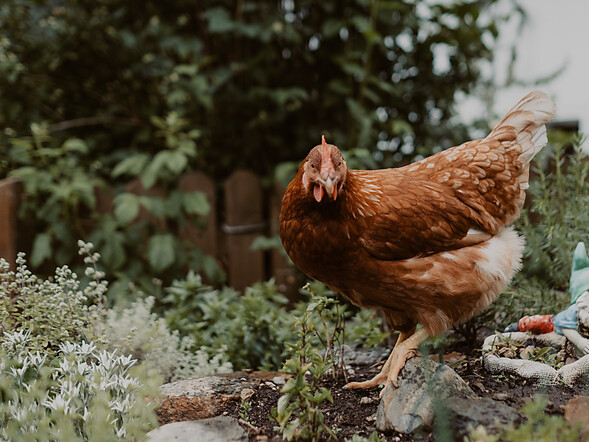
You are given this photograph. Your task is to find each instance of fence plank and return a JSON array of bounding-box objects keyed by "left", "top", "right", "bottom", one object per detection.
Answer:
[
  {"left": 270, "top": 183, "right": 302, "bottom": 302},
  {"left": 0, "top": 178, "right": 21, "bottom": 269},
  {"left": 178, "top": 172, "right": 218, "bottom": 257},
  {"left": 224, "top": 170, "right": 265, "bottom": 290}
]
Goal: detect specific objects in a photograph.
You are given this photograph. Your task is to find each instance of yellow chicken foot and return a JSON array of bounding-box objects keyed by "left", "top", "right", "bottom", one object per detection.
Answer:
[
  {"left": 385, "top": 328, "right": 430, "bottom": 386},
  {"left": 344, "top": 328, "right": 430, "bottom": 390},
  {"left": 345, "top": 330, "right": 412, "bottom": 390}
]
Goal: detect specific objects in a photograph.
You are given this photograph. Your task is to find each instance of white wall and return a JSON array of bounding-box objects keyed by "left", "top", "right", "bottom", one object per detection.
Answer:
[{"left": 458, "top": 0, "right": 589, "bottom": 136}]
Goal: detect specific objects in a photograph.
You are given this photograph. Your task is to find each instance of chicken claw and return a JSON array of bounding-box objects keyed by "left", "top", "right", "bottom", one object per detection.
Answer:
[{"left": 345, "top": 328, "right": 429, "bottom": 390}]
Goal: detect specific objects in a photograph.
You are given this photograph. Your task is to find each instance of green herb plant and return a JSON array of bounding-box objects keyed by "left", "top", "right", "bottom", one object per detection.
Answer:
[{"left": 270, "top": 306, "right": 338, "bottom": 441}]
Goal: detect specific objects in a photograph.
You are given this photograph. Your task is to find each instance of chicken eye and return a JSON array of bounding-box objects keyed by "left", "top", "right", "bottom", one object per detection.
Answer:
[{"left": 310, "top": 163, "right": 315, "bottom": 169}]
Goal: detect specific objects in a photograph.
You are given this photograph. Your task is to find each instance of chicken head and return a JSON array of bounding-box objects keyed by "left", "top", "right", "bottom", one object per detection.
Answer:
[{"left": 302, "top": 135, "right": 347, "bottom": 202}]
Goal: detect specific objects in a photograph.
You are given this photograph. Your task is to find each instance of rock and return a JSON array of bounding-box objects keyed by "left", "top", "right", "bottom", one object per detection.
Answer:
[
  {"left": 272, "top": 375, "right": 286, "bottom": 386},
  {"left": 564, "top": 396, "right": 589, "bottom": 439},
  {"left": 376, "top": 357, "right": 520, "bottom": 436},
  {"left": 147, "top": 416, "right": 247, "bottom": 442},
  {"left": 335, "top": 345, "right": 390, "bottom": 366},
  {"left": 156, "top": 371, "right": 281, "bottom": 424},
  {"left": 448, "top": 397, "right": 520, "bottom": 438},
  {"left": 376, "top": 357, "right": 476, "bottom": 434},
  {"left": 240, "top": 388, "right": 255, "bottom": 402}
]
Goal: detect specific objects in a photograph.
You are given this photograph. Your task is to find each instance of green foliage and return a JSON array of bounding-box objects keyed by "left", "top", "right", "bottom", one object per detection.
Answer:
[
  {"left": 270, "top": 307, "right": 338, "bottom": 441},
  {"left": 0, "top": 334, "right": 160, "bottom": 441},
  {"left": 485, "top": 332, "right": 564, "bottom": 370},
  {"left": 162, "top": 274, "right": 387, "bottom": 372},
  {"left": 97, "top": 295, "right": 232, "bottom": 383},
  {"left": 0, "top": 0, "right": 515, "bottom": 298},
  {"left": 163, "top": 271, "right": 293, "bottom": 370},
  {"left": 0, "top": 241, "right": 107, "bottom": 357},
  {"left": 346, "top": 309, "right": 390, "bottom": 348},
  {"left": 3, "top": 119, "right": 219, "bottom": 300},
  {"left": 239, "top": 399, "right": 256, "bottom": 426},
  {"left": 294, "top": 281, "right": 389, "bottom": 352},
  {"left": 345, "top": 433, "right": 386, "bottom": 442},
  {"left": 0, "top": 242, "right": 249, "bottom": 440},
  {"left": 468, "top": 395, "right": 583, "bottom": 442},
  {"left": 518, "top": 133, "right": 589, "bottom": 290}
]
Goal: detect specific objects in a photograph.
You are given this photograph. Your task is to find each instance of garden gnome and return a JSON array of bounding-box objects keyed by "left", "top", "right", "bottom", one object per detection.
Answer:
[
  {"left": 557, "top": 242, "right": 589, "bottom": 356},
  {"left": 504, "top": 242, "right": 589, "bottom": 356}
]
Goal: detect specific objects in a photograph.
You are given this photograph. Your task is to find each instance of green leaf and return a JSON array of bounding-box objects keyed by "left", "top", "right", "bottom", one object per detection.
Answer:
[
  {"left": 183, "top": 191, "right": 210, "bottom": 216},
  {"left": 114, "top": 193, "right": 140, "bottom": 224},
  {"left": 141, "top": 152, "right": 169, "bottom": 189},
  {"left": 165, "top": 150, "right": 188, "bottom": 175},
  {"left": 112, "top": 154, "right": 149, "bottom": 178},
  {"left": 100, "top": 232, "right": 127, "bottom": 270},
  {"left": 141, "top": 196, "right": 166, "bottom": 220},
  {"left": 202, "top": 7, "right": 234, "bottom": 33},
  {"left": 31, "top": 233, "right": 52, "bottom": 267},
  {"left": 62, "top": 138, "right": 88, "bottom": 154},
  {"left": 147, "top": 233, "right": 176, "bottom": 271},
  {"left": 276, "top": 393, "right": 291, "bottom": 415}
]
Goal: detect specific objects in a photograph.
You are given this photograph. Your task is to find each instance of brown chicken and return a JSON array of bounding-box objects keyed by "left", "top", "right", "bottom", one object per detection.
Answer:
[{"left": 279, "top": 91, "right": 555, "bottom": 389}]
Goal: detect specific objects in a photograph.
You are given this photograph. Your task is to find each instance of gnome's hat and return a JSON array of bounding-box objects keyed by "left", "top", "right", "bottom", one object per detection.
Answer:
[{"left": 570, "top": 242, "right": 589, "bottom": 305}]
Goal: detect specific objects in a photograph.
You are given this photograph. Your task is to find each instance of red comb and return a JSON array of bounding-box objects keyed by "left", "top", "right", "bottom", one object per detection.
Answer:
[{"left": 321, "top": 135, "right": 327, "bottom": 146}]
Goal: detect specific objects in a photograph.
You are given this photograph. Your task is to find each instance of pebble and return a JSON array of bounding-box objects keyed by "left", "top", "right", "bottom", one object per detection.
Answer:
[
  {"left": 492, "top": 392, "right": 511, "bottom": 402},
  {"left": 240, "top": 388, "right": 255, "bottom": 402},
  {"left": 360, "top": 397, "right": 374, "bottom": 405},
  {"left": 272, "top": 376, "right": 286, "bottom": 386},
  {"left": 264, "top": 381, "right": 276, "bottom": 389}
]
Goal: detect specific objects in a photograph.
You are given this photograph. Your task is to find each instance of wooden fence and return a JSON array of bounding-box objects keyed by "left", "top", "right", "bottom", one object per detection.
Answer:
[{"left": 0, "top": 171, "right": 301, "bottom": 300}]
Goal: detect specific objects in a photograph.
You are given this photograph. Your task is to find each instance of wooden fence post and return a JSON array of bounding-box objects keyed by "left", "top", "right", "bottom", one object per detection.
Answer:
[
  {"left": 0, "top": 178, "right": 21, "bottom": 269},
  {"left": 223, "top": 170, "right": 265, "bottom": 290},
  {"left": 270, "top": 183, "right": 302, "bottom": 302},
  {"left": 178, "top": 172, "right": 218, "bottom": 257}
]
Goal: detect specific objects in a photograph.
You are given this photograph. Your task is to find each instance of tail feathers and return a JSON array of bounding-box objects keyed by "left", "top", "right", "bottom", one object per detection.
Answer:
[{"left": 486, "top": 91, "right": 556, "bottom": 163}]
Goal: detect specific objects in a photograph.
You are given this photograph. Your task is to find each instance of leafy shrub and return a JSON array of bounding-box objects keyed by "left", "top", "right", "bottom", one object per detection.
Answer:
[
  {"left": 518, "top": 133, "right": 589, "bottom": 290},
  {"left": 97, "top": 295, "right": 232, "bottom": 382},
  {"left": 164, "top": 271, "right": 293, "bottom": 370},
  {"left": 162, "top": 274, "right": 388, "bottom": 371},
  {"left": 0, "top": 241, "right": 107, "bottom": 356},
  {"left": 0, "top": 333, "right": 160, "bottom": 441},
  {"left": 271, "top": 307, "right": 337, "bottom": 441}
]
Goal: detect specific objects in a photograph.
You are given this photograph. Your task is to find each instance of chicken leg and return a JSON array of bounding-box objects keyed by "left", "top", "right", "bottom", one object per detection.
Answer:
[{"left": 345, "top": 327, "right": 430, "bottom": 389}]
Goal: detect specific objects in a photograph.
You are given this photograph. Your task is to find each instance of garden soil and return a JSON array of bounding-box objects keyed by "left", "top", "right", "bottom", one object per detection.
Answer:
[{"left": 225, "top": 330, "right": 587, "bottom": 441}]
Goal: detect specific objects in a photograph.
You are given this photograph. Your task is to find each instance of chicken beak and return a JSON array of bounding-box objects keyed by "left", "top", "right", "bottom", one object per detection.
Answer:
[{"left": 323, "top": 177, "right": 337, "bottom": 200}]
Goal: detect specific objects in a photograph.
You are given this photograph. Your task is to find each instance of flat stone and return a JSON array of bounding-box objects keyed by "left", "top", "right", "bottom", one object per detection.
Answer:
[
  {"left": 448, "top": 397, "right": 520, "bottom": 438},
  {"left": 147, "top": 416, "right": 247, "bottom": 442},
  {"left": 156, "top": 371, "right": 281, "bottom": 424},
  {"left": 272, "top": 375, "right": 286, "bottom": 386}
]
